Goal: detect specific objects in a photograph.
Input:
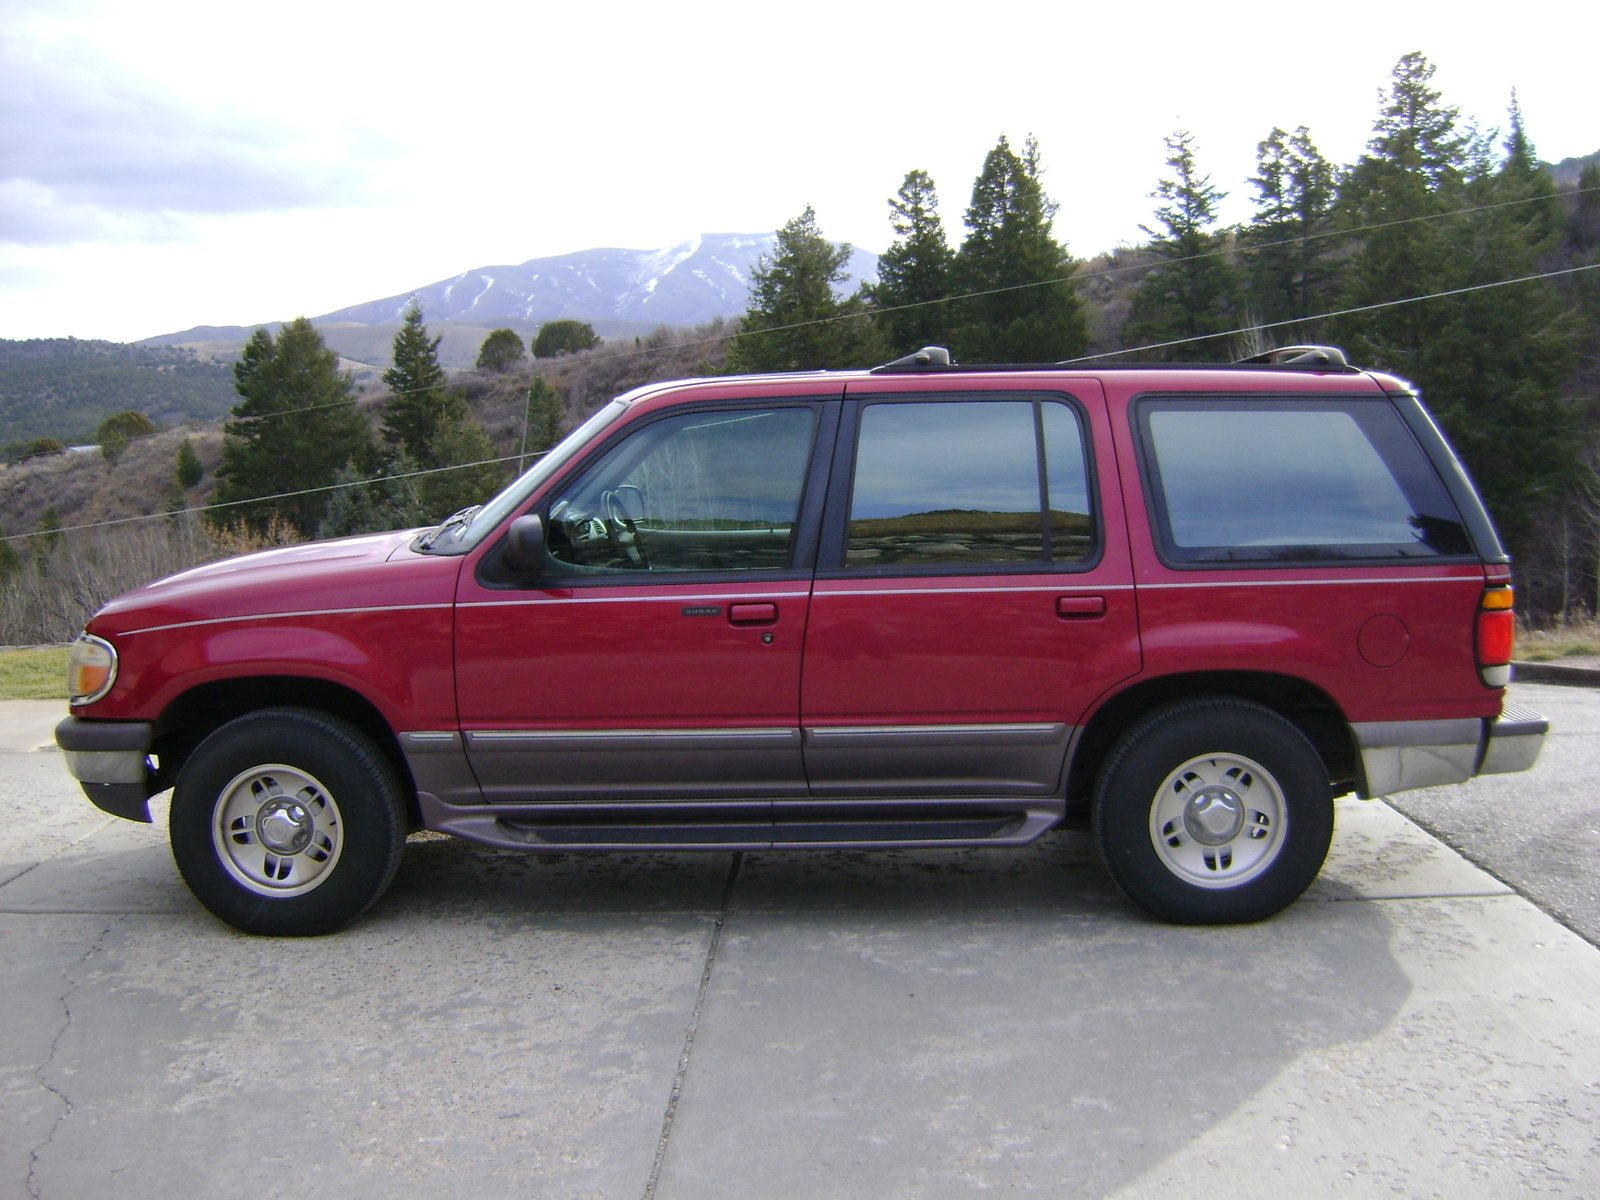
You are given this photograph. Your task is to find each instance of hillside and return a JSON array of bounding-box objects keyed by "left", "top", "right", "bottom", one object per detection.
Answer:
[
  {"left": 0, "top": 339, "right": 237, "bottom": 452},
  {"left": 138, "top": 233, "right": 879, "bottom": 372}
]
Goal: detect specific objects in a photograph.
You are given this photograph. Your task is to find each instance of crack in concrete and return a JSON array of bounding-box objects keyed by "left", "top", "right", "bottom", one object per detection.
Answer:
[
  {"left": 25, "top": 914, "right": 124, "bottom": 1200},
  {"left": 0, "top": 817, "right": 116, "bottom": 891},
  {"left": 641, "top": 852, "right": 741, "bottom": 1200}
]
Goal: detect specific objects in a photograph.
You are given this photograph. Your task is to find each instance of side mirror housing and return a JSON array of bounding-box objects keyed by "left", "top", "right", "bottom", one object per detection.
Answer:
[{"left": 503, "top": 514, "right": 545, "bottom": 575}]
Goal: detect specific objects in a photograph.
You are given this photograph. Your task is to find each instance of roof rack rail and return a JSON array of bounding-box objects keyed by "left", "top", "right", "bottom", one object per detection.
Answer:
[
  {"left": 872, "top": 346, "right": 955, "bottom": 372},
  {"left": 1237, "top": 344, "right": 1349, "bottom": 367}
]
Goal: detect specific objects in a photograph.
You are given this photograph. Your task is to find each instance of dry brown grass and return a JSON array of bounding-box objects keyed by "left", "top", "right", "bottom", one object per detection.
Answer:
[{"left": 1515, "top": 616, "right": 1600, "bottom": 662}]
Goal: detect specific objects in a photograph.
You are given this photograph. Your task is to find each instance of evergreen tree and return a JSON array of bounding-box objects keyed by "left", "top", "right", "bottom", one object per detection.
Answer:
[
  {"left": 871, "top": 170, "right": 954, "bottom": 353},
  {"left": 1500, "top": 92, "right": 1563, "bottom": 249},
  {"left": 533, "top": 320, "right": 601, "bottom": 358},
  {"left": 417, "top": 421, "right": 506, "bottom": 518},
  {"left": 1121, "top": 131, "right": 1239, "bottom": 361},
  {"left": 724, "top": 206, "right": 880, "bottom": 373},
  {"left": 175, "top": 439, "right": 203, "bottom": 489},
  {"left": 381, "top": 305, "right": 461, "bottom": 467},
  {"left": 1570, "top": 162, "right": 1600, "bottom": 256},
  {"left": 23, "top": 437, "right": 65, "bottom": 460},
  {"left": 950, "top": 136, "right": 1087, "bottom": 362},
  {"left": 476, "top": 328, "right": 527, "bottom": 373},
  {"left": 1333, "top": 52, "right": 1587, "bottom": 556},
  {"left": 521, "top": 375, "right": 565, "bottom": 466},
  {"left": 211, "top": 318, "right": 371, "bottom": 535},
  {"left": 97, "top": 409, "right": 156, "bottom": 461},
  {"left": 1240, "top": 126, "right": 1341, "bottom": 333},
  {"left": 316, "top": 454, "right": 426, "bottom": 539}
]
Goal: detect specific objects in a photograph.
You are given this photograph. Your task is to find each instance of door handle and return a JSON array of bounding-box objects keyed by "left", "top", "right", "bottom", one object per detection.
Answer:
[
  {"left": 729, "top": 602, "right": 778, "bottom": 625},
  {"left": 1057, "top": 595, "right": 1106, "bottom": 619}
]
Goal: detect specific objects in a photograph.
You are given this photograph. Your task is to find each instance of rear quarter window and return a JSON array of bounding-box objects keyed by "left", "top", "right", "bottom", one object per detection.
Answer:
[{"left": 1136, "top": 397, "right": 1473, "bottom": 565}]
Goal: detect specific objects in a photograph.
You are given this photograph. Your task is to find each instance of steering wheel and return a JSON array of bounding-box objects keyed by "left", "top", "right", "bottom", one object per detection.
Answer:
[{"left": 603, "top": 486, "right": 649, "bottom": 569}]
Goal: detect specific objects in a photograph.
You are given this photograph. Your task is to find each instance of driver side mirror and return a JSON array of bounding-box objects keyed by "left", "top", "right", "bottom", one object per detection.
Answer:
[{"left": 503, "top": 514, "right": 545, "bottom": 575}]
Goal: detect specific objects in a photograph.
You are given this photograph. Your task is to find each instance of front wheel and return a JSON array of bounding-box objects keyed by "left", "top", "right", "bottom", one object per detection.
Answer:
[
  {"left": 170, "top": 708, "right": 407, "bottom": 936},
  {"left": 1092, "top": 698, "right": 1334, "bottom": 924}
]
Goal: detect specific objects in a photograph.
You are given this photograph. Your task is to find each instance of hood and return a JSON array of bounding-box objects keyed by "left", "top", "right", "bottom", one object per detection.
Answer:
[{"left": 89, "top": 528, "right": 462, "bottom": 637}]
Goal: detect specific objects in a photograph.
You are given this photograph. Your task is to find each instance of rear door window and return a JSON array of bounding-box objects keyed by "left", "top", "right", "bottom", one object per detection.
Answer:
[
  {"left": 1137, "top": 398, "right": 1471, "bottom": 564},
  {"left": 841, "top": 398, "right": 1096, "bottom": 570}
]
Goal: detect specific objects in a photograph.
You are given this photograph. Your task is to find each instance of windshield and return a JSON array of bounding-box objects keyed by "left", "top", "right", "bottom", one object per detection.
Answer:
[{"left": 418, "top": 399, "right": 628, "bottom": 554}]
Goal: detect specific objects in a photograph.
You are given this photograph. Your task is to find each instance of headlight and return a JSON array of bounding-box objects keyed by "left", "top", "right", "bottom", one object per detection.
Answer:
[{"left": 68, "top": 634, "right": 118, "bottom": 706}]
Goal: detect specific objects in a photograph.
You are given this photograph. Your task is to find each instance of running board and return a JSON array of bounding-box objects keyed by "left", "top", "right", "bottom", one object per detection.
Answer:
[{"left": 416, "top": 794, "right": 1063, "bottom": 853}]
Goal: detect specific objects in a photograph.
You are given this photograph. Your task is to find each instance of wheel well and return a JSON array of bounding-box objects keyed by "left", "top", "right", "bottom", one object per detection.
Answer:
[
  {"left": 1066, "top": 672, "right": 1356, "bottom": 815},
  {"left": 150, "top": 677, "right": 419, "bottom": 824}
]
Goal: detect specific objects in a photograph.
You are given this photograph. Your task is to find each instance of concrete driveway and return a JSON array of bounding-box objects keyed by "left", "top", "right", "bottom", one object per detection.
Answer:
[{"left": 4, "top": 690, "right": 1598, "bottom": 1199}]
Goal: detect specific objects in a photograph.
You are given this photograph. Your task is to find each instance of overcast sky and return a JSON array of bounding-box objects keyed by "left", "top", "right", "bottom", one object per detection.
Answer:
[{"left": 1, "top": 0, "right": 1594, "bottom": 343}]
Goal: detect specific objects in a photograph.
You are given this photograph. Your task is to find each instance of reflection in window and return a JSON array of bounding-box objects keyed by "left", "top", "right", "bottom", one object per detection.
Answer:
[
  {"left": 846, "top": 400, "right": 1094, "bottom": 568},
  {"left": 547, "top": 407, "right": 816, "bottom": 573},
  {"left": 1143, "top": 401, "right": 1470, "bottom": 562}
]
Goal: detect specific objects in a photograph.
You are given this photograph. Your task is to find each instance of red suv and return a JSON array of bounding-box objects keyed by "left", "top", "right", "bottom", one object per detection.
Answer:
[{"left": 56, "top": 345, "right": 1547, "bottom": 935}]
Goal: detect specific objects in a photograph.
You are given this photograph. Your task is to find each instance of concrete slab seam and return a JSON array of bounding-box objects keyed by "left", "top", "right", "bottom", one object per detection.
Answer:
[
  {"left": 1388, "top": 802, "right": 1600, "bottom": 952},
  {"left": 25, "top": 913, "right": 124, "bottom": 1200},
  {"left": 0, "top": 815, "right": 116, "bottom": 891},
  {"left": 642, "top": 852, "right": 743, "bottom": 1200}
]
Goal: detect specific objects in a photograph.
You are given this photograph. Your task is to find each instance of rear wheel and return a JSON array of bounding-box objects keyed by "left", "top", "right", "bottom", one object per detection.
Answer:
[
  {"left": 170, "top": 708, "right": 406, "bottom": 936},
  {"left": 1092, "top": 697, "right": 1334, "bottom": 924}
]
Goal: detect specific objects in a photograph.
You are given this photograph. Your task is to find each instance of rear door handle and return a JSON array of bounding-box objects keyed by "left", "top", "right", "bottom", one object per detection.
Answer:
[
  {"left": 729, "top": 602, "right": 778, "bottom": 625},
  {"left": 1057, "top": 595, "right": 1106, "bottom": 619}
]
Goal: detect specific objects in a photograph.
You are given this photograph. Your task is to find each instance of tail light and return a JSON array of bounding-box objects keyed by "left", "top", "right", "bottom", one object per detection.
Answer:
[{"left": 1477, "top": 586, "right": 1515, "bottom": 688}]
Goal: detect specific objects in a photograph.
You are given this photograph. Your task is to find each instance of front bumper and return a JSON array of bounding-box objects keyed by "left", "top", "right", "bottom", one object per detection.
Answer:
[
  {"left": 1353, "top": 702, "right": 1548, "bottom": 798},
  {"left": 55, "top": 717, "right": 157, "bottom": 822}
]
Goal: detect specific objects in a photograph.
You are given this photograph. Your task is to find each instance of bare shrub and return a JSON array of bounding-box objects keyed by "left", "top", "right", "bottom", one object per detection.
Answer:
[{"left": 0, "top": 513, "right": 298, "bottom": 644}]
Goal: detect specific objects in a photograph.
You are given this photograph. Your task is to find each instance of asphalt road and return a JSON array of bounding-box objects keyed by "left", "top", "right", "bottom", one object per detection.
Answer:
[
  {"left": 1389, "top": 680, "right": 1600, "bottom": 947},
  {"left": 3, "top": 691, "right": 1599, "bottom": 1198}
]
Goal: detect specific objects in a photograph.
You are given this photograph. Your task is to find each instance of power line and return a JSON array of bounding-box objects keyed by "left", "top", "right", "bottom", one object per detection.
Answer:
[
  {"left": 0, "top": 452, "right": 541, "bottom": 545},
  {"left": 14, "top": 179, "right": 1592, "bottom": 472},
  {"left": 8, "top": 256, "right": 1598, "bottom": 548},
  {"left": 1065, "top": 261, "right": 1600, "bottom": 362}
]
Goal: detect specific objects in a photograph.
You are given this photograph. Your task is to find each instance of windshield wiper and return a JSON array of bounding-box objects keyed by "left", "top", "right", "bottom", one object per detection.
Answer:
[{"left": 418, "top": 505, "right": 482, "bottom": 551}]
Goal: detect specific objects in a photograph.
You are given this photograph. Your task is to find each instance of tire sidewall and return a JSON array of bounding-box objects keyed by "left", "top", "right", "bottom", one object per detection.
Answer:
[
  {"left": 170, "top": 708, "right": 405, "bottom": 936},
  {"left": 1093, "top": 699, "right": 1334, "bottom": 924}
]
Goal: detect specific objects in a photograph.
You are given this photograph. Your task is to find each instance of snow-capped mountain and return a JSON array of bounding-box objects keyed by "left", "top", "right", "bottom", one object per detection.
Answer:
[{"left": 317, "top": 233, "right": 879, "bottom": 329}]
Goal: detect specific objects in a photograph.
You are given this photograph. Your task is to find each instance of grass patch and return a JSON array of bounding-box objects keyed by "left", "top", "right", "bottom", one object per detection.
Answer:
[
  {"left": 1515, "top": 619, "right": 1600, "bottom": 662},
  {"left": 0, "top": 645, "right": 69, "bottom": 700}
]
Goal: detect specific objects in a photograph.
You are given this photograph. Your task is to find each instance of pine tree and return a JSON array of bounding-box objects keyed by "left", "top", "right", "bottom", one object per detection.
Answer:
[
  {"left": 520, "top": 375, "right": 565, "bottom": 466},
  {"left": 1239, "top": 126, "right": 1341, "bottom": 333},
  {"left": 175, "top": 439, "right": 203, "bottom": 489},
  {"left": 211, "top": 318, "right": 371, "bottom": 535},
  {"left": 950, "top": 136, "right": 1086, "bottom": 362},
  {"left": 724, "top": 206, "right": 880, "bottom": 373},
  {"left": 1121, "top": 131, "right": 1239, "bottom": 361},
  {"left": 475, "top": 328, "right": 527, "bottom": 373},
  {"left": 1333, "top": 53, "right": 1587, "bottom": 556},
  {"left": 417, "top": 421, "right": 505, "bottom": 518},
  {"left": 1500, "top": 92, "right": 1563, "bottom": 248},
  {"left": 871, "top": 170, "right": 954, "bottom": 353},
  {"left": 316, "top": 454, "right": 426, "bottom": 539},
  {"left": 1571, "top": 162, "right": 1600, "bottom": 255},
  {"left": 381, "top": 305, "right": 461, "bottom": 467}
]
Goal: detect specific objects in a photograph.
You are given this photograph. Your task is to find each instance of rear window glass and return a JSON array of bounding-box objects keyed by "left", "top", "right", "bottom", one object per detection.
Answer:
[{"left": 1138, "top": 398, "right": 1471, "bottom": 563}]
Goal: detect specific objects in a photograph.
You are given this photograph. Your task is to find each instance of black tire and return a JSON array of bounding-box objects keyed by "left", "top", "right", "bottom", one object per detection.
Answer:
[
  {"left": 170, "top": 707, "right": 407, "bottom": 936},
  {"left": 1091, "top": 697, "right": 1333, "bottom": 924}
]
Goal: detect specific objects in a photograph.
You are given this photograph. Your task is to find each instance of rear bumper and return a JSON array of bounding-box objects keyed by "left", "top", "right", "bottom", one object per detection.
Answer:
[
  {"left": 55, "top": 717, "right": 157, "bottom": 823},
  {"left": 1353, "top": 703, "right": 1547, "bottom": 798}
]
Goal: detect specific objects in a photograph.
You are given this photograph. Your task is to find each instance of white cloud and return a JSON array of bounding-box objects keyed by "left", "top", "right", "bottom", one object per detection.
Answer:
[{"left": 0, "top": 28, "right": 392, "bottom": 246}]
